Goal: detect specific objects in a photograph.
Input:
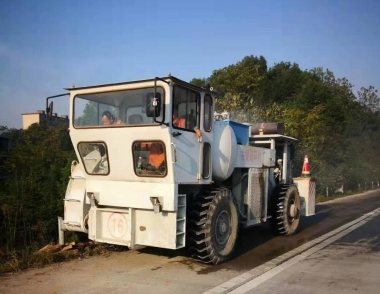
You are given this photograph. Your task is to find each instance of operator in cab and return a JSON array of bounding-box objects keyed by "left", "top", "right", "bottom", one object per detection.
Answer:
[
  {"left": 172, "top": 108, "right": 202, "bottom": 138},
  {"left": 101, "top": 111, "right": 123, "bottom": 125}
]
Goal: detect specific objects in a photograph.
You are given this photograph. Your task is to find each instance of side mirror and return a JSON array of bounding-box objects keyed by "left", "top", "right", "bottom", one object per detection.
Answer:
[{"left": 145, "top": 93, "right": 161, "bottom": 118}]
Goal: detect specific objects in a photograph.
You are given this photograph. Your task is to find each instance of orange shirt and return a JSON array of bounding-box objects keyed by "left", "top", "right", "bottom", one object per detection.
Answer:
[
  {"left": 178, "top": 118, "right": 185, "bottom": 128},
  {"left": 149, "top": 153, "right": 165, "bottom": 169},
  {"left": 173, "top": 118, "right": 185, "bottom": 128}
]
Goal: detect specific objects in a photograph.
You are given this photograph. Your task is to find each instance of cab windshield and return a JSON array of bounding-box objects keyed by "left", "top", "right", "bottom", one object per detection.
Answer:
[{"left": 73, "top": 87, "right": 164, "bottom": 127}]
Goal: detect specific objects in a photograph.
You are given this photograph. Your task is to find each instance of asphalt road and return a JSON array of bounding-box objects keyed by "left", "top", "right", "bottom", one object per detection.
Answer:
[
  {"left": 1, "top": 190, "right": 380, "bottom": 294},
  {"left": 231, "top": 203, "right": 380, "bottom": 293}
]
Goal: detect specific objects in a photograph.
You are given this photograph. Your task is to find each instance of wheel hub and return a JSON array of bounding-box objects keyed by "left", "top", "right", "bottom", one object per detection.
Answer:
[
  {"left": 289, "top": 203, "right": 298, "bottom": 218},
  {"left": 220, "top": 223, "right": 227, "bottom": 233},
  {"left": 215, "top": 210, "right": 230, "bottom": 245}
]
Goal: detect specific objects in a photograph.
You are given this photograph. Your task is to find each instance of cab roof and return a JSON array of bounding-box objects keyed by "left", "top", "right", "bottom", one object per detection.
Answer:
[{"left": 64, "top": 76, "right": 218, "bottom": 95}]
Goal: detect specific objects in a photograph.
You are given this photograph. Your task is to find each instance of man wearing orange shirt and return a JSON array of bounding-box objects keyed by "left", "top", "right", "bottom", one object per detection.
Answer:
[{"left": 172, "top": 108, "right": 202, "bottom": 138}]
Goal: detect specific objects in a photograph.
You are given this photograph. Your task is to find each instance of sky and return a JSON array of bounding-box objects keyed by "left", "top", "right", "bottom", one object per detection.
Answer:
[{"left": 1, "top": 0, "right": 380, "bottom": 128}]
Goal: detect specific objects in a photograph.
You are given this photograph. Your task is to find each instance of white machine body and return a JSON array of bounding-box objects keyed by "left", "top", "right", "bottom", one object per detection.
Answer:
[{"left": 56, "top": 76, "right": 315, "bottom": 250}]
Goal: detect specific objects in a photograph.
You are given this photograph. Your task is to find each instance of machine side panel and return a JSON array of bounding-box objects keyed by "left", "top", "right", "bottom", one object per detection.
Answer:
[
  {"left": 134, "top": 210, "right": 178, "bottom": 249},
  {"left": 235, "top": 145, "right": 275, "bottom": 168},
  {"left": 134, "top": 194, "right": 186, "bottom": 249}
]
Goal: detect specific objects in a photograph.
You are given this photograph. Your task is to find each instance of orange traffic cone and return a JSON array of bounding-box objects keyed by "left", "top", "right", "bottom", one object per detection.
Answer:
[{"left": 301, "top": 155, "right": 310, "bottom": 177}]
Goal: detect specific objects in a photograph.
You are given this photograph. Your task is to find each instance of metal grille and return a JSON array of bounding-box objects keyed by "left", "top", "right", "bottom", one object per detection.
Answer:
[{"left": 247, "top": 168, "right": 268, "bottom": 226}]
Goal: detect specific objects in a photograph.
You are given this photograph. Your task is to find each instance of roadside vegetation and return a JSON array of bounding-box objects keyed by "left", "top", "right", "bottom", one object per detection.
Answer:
[
  {"left": 191, "top": 56, "right": 380, "bottom": 193},
  {"left": 1, "top": 55, "right": 380, "bottom": 274},
  {"left": 0, "top": 124, "right": 116, "bottom": 274}
]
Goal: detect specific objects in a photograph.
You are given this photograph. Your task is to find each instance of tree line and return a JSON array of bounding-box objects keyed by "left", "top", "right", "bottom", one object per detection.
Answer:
[{"left": 191, "top": 55, "right": 380, "bottom": 193}]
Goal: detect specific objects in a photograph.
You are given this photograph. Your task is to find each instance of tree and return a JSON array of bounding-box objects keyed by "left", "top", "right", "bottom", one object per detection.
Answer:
[
  {"left": 75, "top": 101, "right": 98, "bottom": 126},
  {"left": 262, "top": 62, "right": 306, "bottom": 105},
  {"left": 199, "top": 55, "right": 269, "bottom": 123},
  {"left": 189, "top": 77, "right": 210, "bottom": 89},
  {"left": 357, "top": 86, "right": 380, "bottom": 113},
  {"left": 0, "top": 123, "right": 76, "bottom": 252},
  {"left": 190, "top": 55, "right": 380, "bottom": 194}
]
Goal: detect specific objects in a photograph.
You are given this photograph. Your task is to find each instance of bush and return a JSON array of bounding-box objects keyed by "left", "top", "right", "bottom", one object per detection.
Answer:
[{"left": 0, "top": 123, "right": 76, "bottom": 254}]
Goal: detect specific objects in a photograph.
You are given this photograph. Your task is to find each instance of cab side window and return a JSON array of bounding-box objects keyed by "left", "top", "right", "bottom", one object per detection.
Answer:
[
  {"left": 172, "top": 86, "right": 200, "bottom": 132},
  {"left": 204, "top": 94, "right": 213, "bottom": 132}
]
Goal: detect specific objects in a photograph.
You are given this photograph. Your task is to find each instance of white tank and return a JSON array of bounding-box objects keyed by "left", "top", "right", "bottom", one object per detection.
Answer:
[{"left": 212, "top": 121, "right": 238, "bottom": 181}]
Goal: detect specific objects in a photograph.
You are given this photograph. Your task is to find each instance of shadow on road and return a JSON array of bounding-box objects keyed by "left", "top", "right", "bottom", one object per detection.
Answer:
[{"left": 133, "top": 205, "right": 333, "bottom": 274}]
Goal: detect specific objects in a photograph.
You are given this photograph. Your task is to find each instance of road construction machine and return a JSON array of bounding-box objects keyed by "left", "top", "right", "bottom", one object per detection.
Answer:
[{"left": 50, "top": 76, "right": 315, "bottom": 264}]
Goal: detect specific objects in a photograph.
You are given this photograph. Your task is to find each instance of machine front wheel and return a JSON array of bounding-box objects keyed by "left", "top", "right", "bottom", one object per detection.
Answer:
[{"left": 188, "top": 188, "right": 239, "bottom": 264}]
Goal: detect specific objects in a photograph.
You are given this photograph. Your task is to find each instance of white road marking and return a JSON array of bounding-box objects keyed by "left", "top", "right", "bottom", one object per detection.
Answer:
[{"left": 203, "top": 206, "right": 380, "bottom": 294}]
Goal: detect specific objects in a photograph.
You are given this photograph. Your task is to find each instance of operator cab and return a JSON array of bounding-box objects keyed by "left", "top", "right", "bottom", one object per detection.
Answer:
[{"left": 55, "top": 76, "right": 217, "bottom": 185}]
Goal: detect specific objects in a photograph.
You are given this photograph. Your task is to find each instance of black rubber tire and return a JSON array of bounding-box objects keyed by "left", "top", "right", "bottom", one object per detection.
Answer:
[
  {"left": 270, "top": 184, "right": 301, "bottom": 235},
  {"left": 187, "top": 188, "right": 239, "bottom": 264}
]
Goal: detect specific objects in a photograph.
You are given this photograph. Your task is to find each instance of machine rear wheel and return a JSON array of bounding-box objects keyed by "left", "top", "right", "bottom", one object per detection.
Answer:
[
  {"left": 187, "top": 188, "right": 239, "bottom": 264},
  {"left": 270, "top": 184, "right": 301, "bottom": 235}
]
